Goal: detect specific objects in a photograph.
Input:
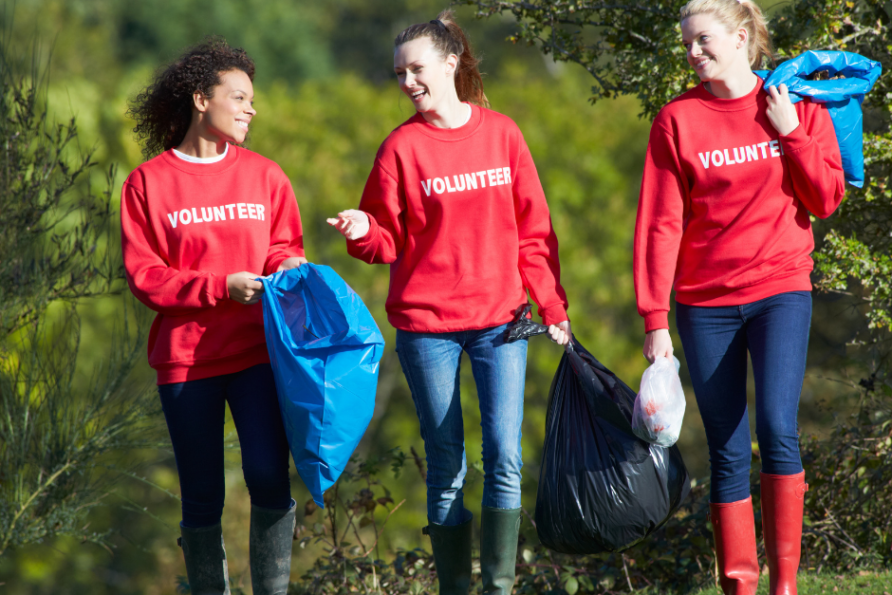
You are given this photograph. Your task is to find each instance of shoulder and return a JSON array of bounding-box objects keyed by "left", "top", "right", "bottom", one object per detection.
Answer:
[
  {"left": 478, "top": 106, "right": 521, "bottom": 132},
  {"left": 123, "top": 151, "right": 169, "bottom": 191},
  {"left": 233, "top": 146, "right": 284, "bottom": 172},
  {"left": 653, "top": 85, "right": 706, "bottom": 129}
]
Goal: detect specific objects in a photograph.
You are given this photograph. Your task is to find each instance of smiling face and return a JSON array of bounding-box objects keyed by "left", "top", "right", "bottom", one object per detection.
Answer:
[
  {"left": 194, "top": 69, "right": 255, "bottom": 144},
  {"left": 394, "top": 36, "right": 458, "bottom": 114},
  {"left": 681, "top": 13, "right": 748, "bottom": 83}
]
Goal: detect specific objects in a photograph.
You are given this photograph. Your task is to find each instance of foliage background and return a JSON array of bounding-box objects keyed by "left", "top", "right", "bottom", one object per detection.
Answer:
[{"left": 0, "top": 0, "right": 887, "bottom": 593}]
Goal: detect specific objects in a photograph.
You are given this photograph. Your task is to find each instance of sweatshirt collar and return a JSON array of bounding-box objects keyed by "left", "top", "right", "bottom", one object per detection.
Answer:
[
  {"left": 692, "top": 78, "right": 763, "bottom": 112},
  {"left": 160, "top": 144, "right": 241, "bottom": 174},
  {"left": 408, "top": 103, "right": 484, "bottom": 141}
]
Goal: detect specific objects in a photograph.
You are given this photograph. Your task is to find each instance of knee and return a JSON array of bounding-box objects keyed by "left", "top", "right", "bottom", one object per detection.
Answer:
[
  {"left": 482, "top": 441, "right": 523, "bottom": 479},
  {"left": 181, "top": 494, "right": 225, "bottom": 528},
  {"left": 243, "top": 459, "right": 291, "bottom": 505}
]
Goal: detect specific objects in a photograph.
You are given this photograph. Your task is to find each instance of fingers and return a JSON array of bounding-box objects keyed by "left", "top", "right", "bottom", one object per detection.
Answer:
[
  {"left": 227, "top": 271, "right": 264, "bottom": 305},
  {"left": 547, "top": 322, "right": 571, "bottom": 346}
]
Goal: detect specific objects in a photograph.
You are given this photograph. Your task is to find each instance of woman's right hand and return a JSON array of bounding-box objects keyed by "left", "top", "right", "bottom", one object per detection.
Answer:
[
  {"left": 643, "top": 328, "right": 673, "bottom": 364},
  {"left": 227, "top": 272, "right": 264, "bottom": 305},
  {"left": 327, "top": 209, "right": 370, "bottom": 240}
]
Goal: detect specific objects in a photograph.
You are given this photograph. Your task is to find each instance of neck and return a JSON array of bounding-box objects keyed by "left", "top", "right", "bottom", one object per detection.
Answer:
[
  {"left": 704, "top": 69, "right": 759, "bottom": 100},
  {"left": 176, "top": 123, "right": 230, "bottom": 158},
  {"left": 421, "top": 93, "right": 469, "bottom": 129}
]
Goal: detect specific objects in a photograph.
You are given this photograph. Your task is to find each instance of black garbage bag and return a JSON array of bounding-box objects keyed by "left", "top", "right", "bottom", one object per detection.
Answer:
[{"left": 508, "top": 306, "right": 691, "bottom": 554}]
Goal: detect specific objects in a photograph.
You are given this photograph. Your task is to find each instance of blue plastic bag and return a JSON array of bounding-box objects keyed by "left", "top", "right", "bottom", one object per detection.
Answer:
[
  {"left": 260, "top": 264, "right": 384, "bottom": 506},
  {"left": 755, "top": 51, "right": 882, "bottom": 188}
]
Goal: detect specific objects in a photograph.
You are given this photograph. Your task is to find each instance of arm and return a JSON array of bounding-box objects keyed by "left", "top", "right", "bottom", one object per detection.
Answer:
[
  {"left": 633, "top": 120, "right": 686, "bottom": 335},
  {"left": 340, "top": 159, "right": 406, "bottom": 265},
  {"left": 121, "top": 182, "right": 229, "bottom": 316},
  {"left": 512, "top": 142, "right": 569, "bottom": 327},
  {"left": 263, "top": 174, "right": 306, "bottom": 274},
  {"left": 768, "top": 85, "right": 845, "bottom": 219}
]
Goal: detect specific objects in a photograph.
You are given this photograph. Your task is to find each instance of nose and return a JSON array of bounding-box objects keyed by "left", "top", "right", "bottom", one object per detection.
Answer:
[{"left": 688, "top": 42, "right": 701, "bottom": 58}]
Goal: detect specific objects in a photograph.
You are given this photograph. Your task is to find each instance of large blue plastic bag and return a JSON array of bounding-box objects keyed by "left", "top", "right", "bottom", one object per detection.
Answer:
[
  {"left": 259, "top": 264, "right": 384, "bottom": 507},
  {"left": 755, "top": 51, "right": 882, "bottom": 188}
]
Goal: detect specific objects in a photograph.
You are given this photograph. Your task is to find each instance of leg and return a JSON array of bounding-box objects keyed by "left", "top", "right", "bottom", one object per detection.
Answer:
[
  {"left": 158, "top": 378, "right": 230, "bottom": 594},
  {"left": 396, "top": 330, "right": 469, "bottom": 526},
  {"left": 747, "top": 291, "right": 812, "bottom": 595},
  {"left": 467, "top": 323, "right": 527, "bottom": 595},
  {"left": 225, "top": 364, "right": 294, "bottom": 595},
  {"left": 676, "top": 304, "right": 758, "bottom": 595},
  {"left": 396, "top": 330, "right": 470, "bottom": 595}
]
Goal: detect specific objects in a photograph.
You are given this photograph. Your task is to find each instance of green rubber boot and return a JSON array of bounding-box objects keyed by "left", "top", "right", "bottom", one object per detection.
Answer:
[
  {"left": 423, "top": 515, "right": 473, "bottom": 595},
  {"left": 249, "top": 500, "right": 296, "bottom": 595},
  {"left": 178, "top": 523, "right": 231, "bottom": 595},
  {"left": 480, "top": 507, "right": 522, "bottom": 595}
]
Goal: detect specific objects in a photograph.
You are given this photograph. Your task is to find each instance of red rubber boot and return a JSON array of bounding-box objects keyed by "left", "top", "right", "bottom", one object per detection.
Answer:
[
  {"left": 761, "top": 471, "right": 808, "bottom": 595},
  {"left": 709, "top": 497, "right": 760, "bottom": 595}
]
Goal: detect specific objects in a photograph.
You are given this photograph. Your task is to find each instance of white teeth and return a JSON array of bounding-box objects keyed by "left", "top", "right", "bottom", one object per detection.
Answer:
[
  {"left": 411, "top": 90, "right": 424, "bottom": 98},
  {"left": 237, "top": 121, "right": 249, "bottom": 130}
]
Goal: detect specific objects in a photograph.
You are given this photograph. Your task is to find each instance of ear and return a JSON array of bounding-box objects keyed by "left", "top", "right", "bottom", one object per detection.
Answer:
[
  {"left": 444, "top": 53, "right": 459, "bottom": 76},
  {"left": 192, "top": 90, "right": 209, "bottom": 113},
  {"left": 736, "top": 26, "right": 749, "bottom": 50}
]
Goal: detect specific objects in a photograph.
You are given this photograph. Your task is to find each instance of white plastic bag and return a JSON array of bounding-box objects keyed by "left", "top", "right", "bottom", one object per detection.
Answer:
[{"left": 632, "top": 356, "right": 686, "bottom": 447}]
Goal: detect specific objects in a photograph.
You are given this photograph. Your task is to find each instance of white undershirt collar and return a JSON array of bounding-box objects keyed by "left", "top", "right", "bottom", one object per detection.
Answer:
[{"left": 173, "top": 143, "right": 229, "bottom": 164}]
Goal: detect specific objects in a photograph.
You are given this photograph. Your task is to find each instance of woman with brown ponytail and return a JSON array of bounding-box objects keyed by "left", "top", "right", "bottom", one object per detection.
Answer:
[
  {"left": 328, "top": 10, "right": 570, "bottom": 595},
  {"left": 635, "top": 1, "right": 844, "bottom": 593}
]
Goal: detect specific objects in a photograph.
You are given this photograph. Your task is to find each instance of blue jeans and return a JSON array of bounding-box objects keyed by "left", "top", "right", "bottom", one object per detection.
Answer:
[
  {"left": 396, "top": 323, "right": 528, "bottom": 526},
  {"left": 676, "top": 291, "right": 811, "bottom": 504},
  {"left": 158, "top": 363, "right": 292, "bottom": 528}
]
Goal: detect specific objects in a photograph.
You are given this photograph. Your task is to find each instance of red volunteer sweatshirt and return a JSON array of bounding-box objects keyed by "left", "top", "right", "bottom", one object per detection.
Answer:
[
  {"left": 347, "top": 104, "right": 569, "bottom": 332},
  {"left": 634, "top": 82, "right": 845, "bottom": 332},
  {"left": 121, "top": 147, "right": 305, "bottom": 384}
]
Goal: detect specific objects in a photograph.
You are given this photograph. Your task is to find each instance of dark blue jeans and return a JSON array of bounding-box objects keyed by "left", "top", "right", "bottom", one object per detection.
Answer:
[
  {"left": 158, "top": 363, "right": 292, "bottom": 528},
  {"left": 676, "top": 291, "right": 811, "bottom": 504}
]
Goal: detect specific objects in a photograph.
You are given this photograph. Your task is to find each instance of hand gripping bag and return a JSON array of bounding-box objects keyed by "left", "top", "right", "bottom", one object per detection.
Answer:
[
  {"left": 632, "top": 356, "right": 686, "bottom": 447},
  {"left": 755, "top": 50, "right": 882, "bottom": 188},
  {"left": 508, "top": 308, "right": 691, "bottom": 554},
  {"left": 260, "top": 264, "right": 384, "bottom": 507}
]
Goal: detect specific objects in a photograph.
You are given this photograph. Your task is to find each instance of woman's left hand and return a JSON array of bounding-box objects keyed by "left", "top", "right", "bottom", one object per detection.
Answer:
[
  {"left": 277, "top": 256, "right": 308, "bottom": 271},
  {"left": 766, "top": 84, "right": 800, "bottom": 136},
  {"left": 547, "top": 320, "right": 572, "bottom": 350}
]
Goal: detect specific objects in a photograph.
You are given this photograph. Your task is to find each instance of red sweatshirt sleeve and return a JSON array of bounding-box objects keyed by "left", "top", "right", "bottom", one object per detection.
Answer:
[
  {"left": 633, "top": 119, "right": 687, "bottom": 333},
  {"left": 263, "top": 173, "right": 305, "bottom": 275},
  {"left": 779, "top": 101, "right": 845, "bottom": 219},
  {"left": 513, "top": 143, "right": 569, "bottom": 325},
  {"left": 347, "top": 159, "right": 406, "bottom": 265},
  {"left": 121, "top": 181, "right": 229, "bottom": 316}
]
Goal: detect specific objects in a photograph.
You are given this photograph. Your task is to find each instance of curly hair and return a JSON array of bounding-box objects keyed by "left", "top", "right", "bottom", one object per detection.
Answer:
[{"left": 128, "top": 37, "right": 255, "bottom": 159}]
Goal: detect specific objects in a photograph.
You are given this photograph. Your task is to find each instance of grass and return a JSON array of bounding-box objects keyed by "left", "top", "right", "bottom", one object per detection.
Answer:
[{"left": 691, "top": 569, "right": 891, "bottom": 595}]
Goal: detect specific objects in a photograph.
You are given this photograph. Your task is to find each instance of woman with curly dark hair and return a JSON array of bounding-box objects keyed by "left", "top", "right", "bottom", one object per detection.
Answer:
[{"left": 121, "top": 38, "right": 305, "bottom": 595}]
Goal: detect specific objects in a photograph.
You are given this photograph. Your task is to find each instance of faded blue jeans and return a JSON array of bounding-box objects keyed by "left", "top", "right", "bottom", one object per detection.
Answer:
[
  {"left": 396, "top": 323, "right": 528, "bottom": 526},
  {"left": 676, "top": 291, "right": 811, "bottom": 504}
]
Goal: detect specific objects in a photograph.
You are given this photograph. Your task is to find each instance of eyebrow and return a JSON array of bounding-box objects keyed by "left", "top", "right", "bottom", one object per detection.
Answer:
[
  {"left": 395, "top": 60, "right": 423, "bottom": 70},
  {"left": 682, "top": 29, "right": 712, "bottom": 41}
]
